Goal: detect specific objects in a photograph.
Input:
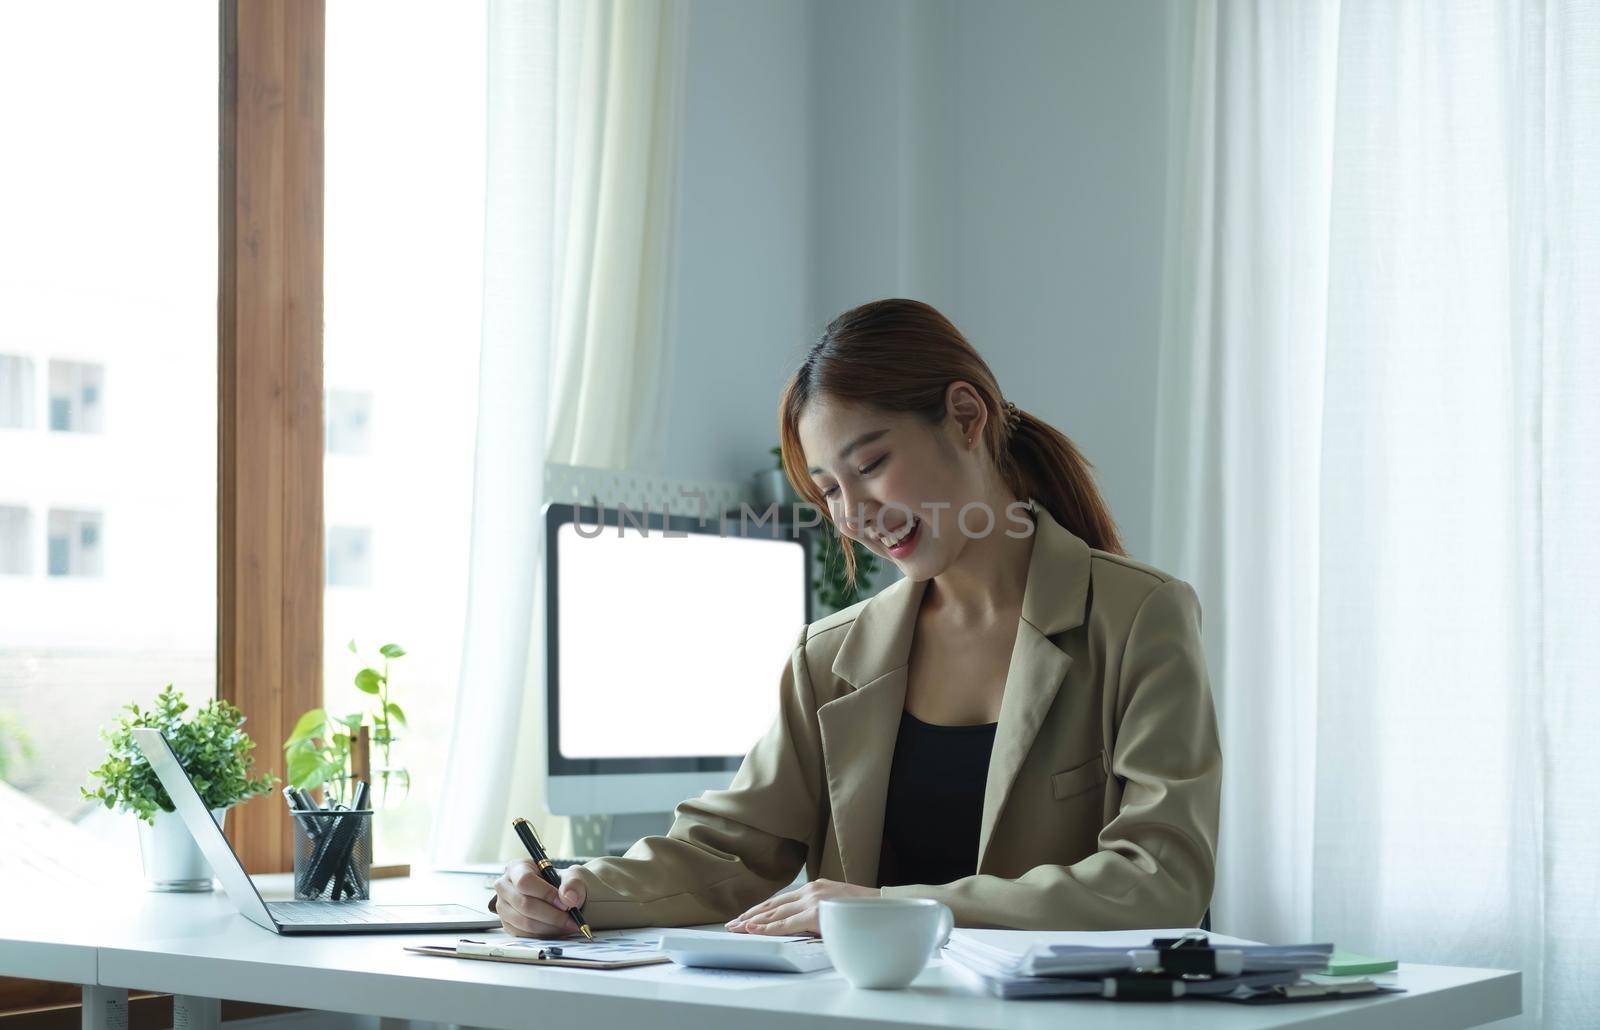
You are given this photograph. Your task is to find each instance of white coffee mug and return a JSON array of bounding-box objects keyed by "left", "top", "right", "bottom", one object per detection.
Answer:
[{"left": 818, "top": 897, "right": 955, "bottom": 989}]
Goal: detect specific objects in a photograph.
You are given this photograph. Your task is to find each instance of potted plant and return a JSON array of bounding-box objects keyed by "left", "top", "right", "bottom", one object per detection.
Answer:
[
  {"left": 82, "top": 685, "right": 276, "bottom": 892},
  {"left": 282, "top": 708, "right": 363, "bottom": 805},
  {"left": 284, "top": 640, "right": 410, "bottom": 808},
  {"left": 750, "top": 445, "right": 800, "bottom": 512},
  {"left": 814, "top": 527, "right": 881, "bottom": 613}
]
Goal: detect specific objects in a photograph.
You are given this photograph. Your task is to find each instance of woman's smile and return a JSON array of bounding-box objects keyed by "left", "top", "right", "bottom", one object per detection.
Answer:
[{"left": 878, "top": 514, "right": 922, "bottom": 558}]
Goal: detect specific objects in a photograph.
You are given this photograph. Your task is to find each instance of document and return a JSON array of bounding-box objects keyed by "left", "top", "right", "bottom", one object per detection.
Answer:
[
  {"left": 457, "top": 933, "right": 662, "bottom": 963},
  {"left": 407, "top": 929, "right": 675, "bottom": 970},
  {"left": 949, "top": 929, "right": 1331, "bottom": 977},
  {"left": 944, "top": 928, "right": 1335, "bottom": 1000}
]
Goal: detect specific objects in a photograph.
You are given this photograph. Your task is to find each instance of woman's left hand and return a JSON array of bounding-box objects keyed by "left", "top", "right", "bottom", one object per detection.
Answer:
[{"left": 725, "top": 879, "right": 879, "bottom": 936}]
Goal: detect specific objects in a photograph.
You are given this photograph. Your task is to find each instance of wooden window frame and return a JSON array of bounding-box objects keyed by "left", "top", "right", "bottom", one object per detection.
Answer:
[{"left": 218, "top": 0, "right": 326, "bottom": 875}]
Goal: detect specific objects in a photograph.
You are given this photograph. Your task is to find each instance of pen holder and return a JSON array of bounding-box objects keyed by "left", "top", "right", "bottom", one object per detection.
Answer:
[{"left": 292, "top": 809, "right": 374, "bottom": 901}]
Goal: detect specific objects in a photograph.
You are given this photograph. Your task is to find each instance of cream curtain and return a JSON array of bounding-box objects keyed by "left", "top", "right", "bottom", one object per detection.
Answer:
[
  {"left": 433, "top": 0, "right": 689, "bottom": 866},
  {"left": 1157, "top": 2, "right": 1600, "bottom": 1027}
]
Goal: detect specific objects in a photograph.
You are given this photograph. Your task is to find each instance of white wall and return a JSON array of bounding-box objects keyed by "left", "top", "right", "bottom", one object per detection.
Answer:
[
  {"left": 937, "top": 1, "right": 1170, "bottom": 560},
  {"left": 658, "top": 0, "right": 1169, "bottom": 559},
  {"left": 655, "top": 0, "right": 817, "bottom": 488}
]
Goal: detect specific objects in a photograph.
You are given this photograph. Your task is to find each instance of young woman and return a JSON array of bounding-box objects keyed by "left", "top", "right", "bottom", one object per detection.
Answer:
[{"left": 493, "top": 298, "right": 1221, "bottom": 936}]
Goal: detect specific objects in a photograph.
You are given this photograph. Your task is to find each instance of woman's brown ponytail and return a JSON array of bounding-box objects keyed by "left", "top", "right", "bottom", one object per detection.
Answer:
[
  {"left": 778, "top": 298, "right": 1126, "bottom": 589},
  {"left": 998, "top": 406, "right": 1125, "bottom": 558}
]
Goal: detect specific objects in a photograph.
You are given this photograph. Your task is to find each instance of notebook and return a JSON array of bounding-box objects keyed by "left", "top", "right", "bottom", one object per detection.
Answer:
[
  {"left": 407, "top": 931, "right": 672, "bottom": 970},
  {"left": 1320, "top": 949, "right": 1399, "bottom": 976}
]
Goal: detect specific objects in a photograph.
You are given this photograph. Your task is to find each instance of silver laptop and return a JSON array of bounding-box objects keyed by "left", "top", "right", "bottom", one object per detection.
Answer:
[{"left": 132, "top": 727, "right": 501, "bottom": 935}]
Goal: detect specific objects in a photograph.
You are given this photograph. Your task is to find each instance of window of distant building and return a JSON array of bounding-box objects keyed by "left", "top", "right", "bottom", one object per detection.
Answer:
[
  {"left": 326, "top": 389, "right": 373, "bottom": 455},
  {"left": 0, "top": 355, "right": 36, "bottom": 429},
  {"left": 47, "top": 361, "right": 105, "bottom": 433},
  {"left": 46, "top": 509, "right": 103, "bottom": 577},
  {"left": 0, "top": 506, "right": 31, "bottom": 574},
  {"left": 326, "top": 525, "right": 373, "bottom": 587}
]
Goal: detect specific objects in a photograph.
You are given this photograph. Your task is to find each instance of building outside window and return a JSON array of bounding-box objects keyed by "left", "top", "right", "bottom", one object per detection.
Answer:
[
  {"left": 0, "top": 355, "right": 35, "bottom": 429},
  {"left": 326, "top": 525, "right": 374, "bottom": 588},
  {"left": 0, "top": 507, "right": 31, "bottom": 575},
  {"left": 326, "top": 389, "right": 373, "bottom": 455},
  {"left": 47, "top": 360, "right": 105, "bottom": 433},
  {"left": 46, "top": 509, "right": 103, "bottom": 578}
]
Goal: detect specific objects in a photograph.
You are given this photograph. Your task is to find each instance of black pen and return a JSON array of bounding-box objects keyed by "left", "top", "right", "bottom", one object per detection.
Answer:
[
  {"left": 332, "top": 780, "right": 370, "bottom": 901},
  {"left": 512, "top": 817, "right": 593, "bottom": 941}
]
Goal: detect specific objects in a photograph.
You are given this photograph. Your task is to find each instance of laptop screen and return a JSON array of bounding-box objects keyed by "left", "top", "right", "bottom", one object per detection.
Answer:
[{"left": 130, "top": 727, "right": 276, "bottom": 929}]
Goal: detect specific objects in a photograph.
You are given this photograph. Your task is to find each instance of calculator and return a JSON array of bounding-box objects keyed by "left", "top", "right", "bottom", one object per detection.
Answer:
[{"left": 657, "top": 930, "right": 835, "bottom": 973}]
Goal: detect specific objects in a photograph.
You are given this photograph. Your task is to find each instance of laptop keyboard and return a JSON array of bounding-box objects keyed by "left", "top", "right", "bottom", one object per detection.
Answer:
[
  {"left": 272, "top": 902, "right": 403, "bottom": 927},
  {"left": 267, "top": 902, "right": 490, "bottom": 926}
]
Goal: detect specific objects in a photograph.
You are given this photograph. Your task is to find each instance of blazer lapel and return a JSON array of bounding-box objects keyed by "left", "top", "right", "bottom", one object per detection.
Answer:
[
  {"left": 976, "top": 625, "right": 1073, "bottom": 871},
  {"left": 819, "top": 574, "right": 927, "bottom": 887},
  {"left": 976, "top": 501, "right": 1091, "bottom": 871}
]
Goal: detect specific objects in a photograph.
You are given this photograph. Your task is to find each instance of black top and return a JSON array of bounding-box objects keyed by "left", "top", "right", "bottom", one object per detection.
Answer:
[{"left": 877, "top": 710, "right": 999, "bottom": 888}]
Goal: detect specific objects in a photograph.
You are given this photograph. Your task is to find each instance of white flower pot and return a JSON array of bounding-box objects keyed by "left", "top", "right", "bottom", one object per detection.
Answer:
[{"left": 138, "top": 807, "right": 227, "bottom": 892}]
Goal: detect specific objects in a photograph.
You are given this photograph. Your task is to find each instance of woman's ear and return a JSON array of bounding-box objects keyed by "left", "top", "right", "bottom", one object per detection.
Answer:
[{"left": 944, "top": 380, "right": 989, "bottom": 448}]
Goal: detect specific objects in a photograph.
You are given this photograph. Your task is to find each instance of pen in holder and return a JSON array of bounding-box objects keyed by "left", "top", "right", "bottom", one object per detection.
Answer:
[{"left": 292, "top": 807, "right": 374, "bottom": 901}]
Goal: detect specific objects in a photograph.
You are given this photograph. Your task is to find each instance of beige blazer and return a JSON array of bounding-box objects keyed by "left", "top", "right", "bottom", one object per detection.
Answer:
[{"left": 568, "top": 500, "right": 1222, "bottom": 930}]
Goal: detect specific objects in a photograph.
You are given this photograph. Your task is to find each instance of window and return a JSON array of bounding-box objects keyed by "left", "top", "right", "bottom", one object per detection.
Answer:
[
  {"left": 322, "top": 0, "right": 486, "bottom": 861},
  {"left": 47, "top": 360, "right": 105, "bottom": 433},
  {"left": 0, "top": 355, "right": 35, "bottom": 429},
  {"left": 46, "top": 510, "right": 104, "bottom": 578},
  {"left": 0, "top": 3, "right": 216, "bottom": 853},
  {"left": 0, "top": 507, "right": 31, "bottom": 575},
  {"left": 326, "top": 389, "right": 373, "bottom": 455},
  {"left": 326, "top": 525, "right": 373, "bottom": 587}
]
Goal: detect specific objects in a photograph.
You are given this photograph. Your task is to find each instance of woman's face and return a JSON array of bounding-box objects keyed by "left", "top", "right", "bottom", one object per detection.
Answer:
[{"left": 796, "top": 397, "right": 987, "bottom": 581}]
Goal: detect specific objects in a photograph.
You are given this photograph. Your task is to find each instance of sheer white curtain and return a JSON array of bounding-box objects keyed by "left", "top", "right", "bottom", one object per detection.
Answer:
[
  {"left": 432, "top": 0, "right": 689, "bottom": 867},
  {"left": 1157, "top": 3, "right": 1600, "bottom": 1027}
]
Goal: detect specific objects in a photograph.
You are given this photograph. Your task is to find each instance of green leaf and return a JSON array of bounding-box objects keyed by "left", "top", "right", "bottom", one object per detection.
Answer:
[
  {"left": 378, "top": 643, "right": 406, "bottom": 659},
  {"left": 354, "top": 668, "right": 382, "bottom": 694},
  {"left": 384, "top": 702, "right": 407, "bottom": 726},
  {"left": 284, "top": 708, "right": 327, "bottom": 747},
  {"left": 347, "top": 639, "right": 358, "bottom": 654},
  {"left": 286, "top": 746, "right": 322, "bottom": 788},
  {"left": 339, "top": 712, "right": 365, "bottom": 732}
]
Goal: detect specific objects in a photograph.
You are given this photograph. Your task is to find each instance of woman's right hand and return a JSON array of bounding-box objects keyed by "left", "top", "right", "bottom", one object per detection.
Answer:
[{"left": 494, "top": 860, "right": 587, "bottom": 937}]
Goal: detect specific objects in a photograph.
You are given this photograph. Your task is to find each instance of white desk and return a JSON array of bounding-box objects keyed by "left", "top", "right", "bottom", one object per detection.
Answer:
[{"left": 0, "top": 872, "right": 1520, "bottom": 1030}]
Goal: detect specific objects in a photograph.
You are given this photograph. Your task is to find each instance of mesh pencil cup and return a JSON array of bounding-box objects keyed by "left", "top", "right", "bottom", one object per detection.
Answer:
[{"left": 292, "top": 808, "right": 374, "bottom": 901}]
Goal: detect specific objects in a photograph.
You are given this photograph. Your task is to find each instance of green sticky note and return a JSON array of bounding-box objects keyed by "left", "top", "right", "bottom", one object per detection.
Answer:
[{"left": 1321, "top": 949, "right": 1399, "bottom": 976}]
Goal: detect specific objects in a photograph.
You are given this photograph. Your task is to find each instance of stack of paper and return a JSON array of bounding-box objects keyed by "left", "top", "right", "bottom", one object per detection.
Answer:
[{"left": 945, "top": 928, "right": 1334, "bottom": 1000}]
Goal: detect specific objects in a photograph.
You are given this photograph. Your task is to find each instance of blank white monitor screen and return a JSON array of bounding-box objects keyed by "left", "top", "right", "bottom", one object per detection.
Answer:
[{"left": 555, "top": 521, "right": 808, "bottom": 760}]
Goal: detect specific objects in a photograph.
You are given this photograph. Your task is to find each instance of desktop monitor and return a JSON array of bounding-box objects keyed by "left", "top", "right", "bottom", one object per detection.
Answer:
[{"left": 543, "top": 501, "right": 812, "bottom": 821}]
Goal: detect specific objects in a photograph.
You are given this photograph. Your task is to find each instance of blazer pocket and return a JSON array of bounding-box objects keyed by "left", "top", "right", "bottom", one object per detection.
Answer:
[{"left": 1051, "top": 751, "right": 1108, "bottom": 801}]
